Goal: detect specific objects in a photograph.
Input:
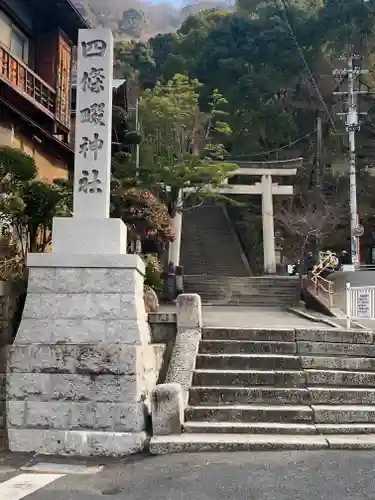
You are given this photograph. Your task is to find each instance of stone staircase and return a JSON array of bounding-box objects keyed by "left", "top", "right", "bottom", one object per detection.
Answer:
[
  {"left": 183, "top": 276, "right": 301, "bottom": 306},
  {"left": 180, "top": 204, "right": 250, "bottom": 277},
  {"left": 151, "top": 325, "right": 375, "bottom": 452}
]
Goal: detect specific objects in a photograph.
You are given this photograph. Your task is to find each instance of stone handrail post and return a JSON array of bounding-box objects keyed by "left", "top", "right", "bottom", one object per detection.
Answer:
[{"left": 151, "top": 294, "right": 202, "bottom": 435}]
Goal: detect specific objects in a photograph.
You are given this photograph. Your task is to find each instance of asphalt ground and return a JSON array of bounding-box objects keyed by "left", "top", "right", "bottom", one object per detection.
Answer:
[{"left": 0, "top": 450, "right": 374, "bottom": 499}]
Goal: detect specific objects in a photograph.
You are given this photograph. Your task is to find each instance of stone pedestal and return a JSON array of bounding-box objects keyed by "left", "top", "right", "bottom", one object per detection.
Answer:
[{"left": 6, "top": 253, "right": 157, "bottom": 456}]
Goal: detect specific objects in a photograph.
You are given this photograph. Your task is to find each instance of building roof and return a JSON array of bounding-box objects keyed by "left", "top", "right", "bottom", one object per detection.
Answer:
[{"left": 28, "top": 0, "right": 90, "bottom": 42}]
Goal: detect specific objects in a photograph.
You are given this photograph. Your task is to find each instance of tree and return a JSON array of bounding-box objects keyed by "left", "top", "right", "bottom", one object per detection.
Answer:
[
  {"left": 111, "top": 187, "right": 174, "bottom": 252},
  {"left": 135, "top": 74, "right": 237, "bottom": 217},
  {"left": 275, "top": 190, "right": 346, "bottom": 260},
  {"left": 0, "top": 147, "right": 70, "bottom": 259}
]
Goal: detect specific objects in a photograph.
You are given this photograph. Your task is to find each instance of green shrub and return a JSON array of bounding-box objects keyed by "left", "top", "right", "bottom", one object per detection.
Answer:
[{"left": 141, "top": 253, "right": 163, "bottom": 293}]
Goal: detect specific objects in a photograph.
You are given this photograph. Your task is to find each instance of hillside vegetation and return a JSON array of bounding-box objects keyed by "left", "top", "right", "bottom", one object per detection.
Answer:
[
  {"left": 115, "top": 0, "right": 375, "bottom": 259},
  {"left": 73, "top": 0, "right": 234, "bottom": 40}
]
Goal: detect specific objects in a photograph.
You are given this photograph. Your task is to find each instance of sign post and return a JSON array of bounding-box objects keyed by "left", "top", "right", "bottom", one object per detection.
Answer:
[
  {"left": 73, "top": 31, "right": 113, "bottom": 219},
  {"left": 52, "top": 29, "right": 127, "bottom": 255}
]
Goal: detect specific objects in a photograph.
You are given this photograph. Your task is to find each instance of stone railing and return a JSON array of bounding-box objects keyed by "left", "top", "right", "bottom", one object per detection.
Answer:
[{"left": 151, "top": 294, "right": 202, "bottom": 436}]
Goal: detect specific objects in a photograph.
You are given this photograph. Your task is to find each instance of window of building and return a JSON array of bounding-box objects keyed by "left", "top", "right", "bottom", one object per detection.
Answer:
[{"left": 0, "top": 10, "right": 29, "bottom": 63}]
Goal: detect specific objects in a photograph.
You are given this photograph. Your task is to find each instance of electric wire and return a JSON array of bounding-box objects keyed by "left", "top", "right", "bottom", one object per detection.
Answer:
[
  {"left": 232, "top": 128, "right": 316, "bottom": 158},
  {"left": 275, "top": 0, "right": 340, "bottom": 137}
]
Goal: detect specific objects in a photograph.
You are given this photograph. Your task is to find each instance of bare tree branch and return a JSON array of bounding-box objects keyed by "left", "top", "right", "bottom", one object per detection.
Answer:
[{"left": 275, "top": 190, "right": 345, "bottom": 257}]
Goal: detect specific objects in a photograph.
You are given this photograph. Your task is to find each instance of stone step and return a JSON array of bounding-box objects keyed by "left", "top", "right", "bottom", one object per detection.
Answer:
[
  {"left": 310, "top": 387, "right": 375, "bottom": 404},
  {"left": 302, "top": 356, "right": 375, "bottom": 371},
  {"left": 189, "top": 387, "right": 309, "bottom": 405},
  {"left": 316, "top": 423, "right": 375, "bottom": 434},
  {"left": 201, "top": 328, "right": 373, "bottom": 343},
  {"left": 200, "top": 300, "right": 298, "bottom": 307},
  {"left": 199, "top": 340, "right": 297, "bottom": 355},
  {"left": 195, "top": 354, "right": 301, "bottom": 370},
  {"left": 184, "top": 421, "right": 316, "bottom": 434},
  {"left": 202, "top": 328, "right": 295, "bottom": 342},
  {"left": 184, "top": 286, "right": 299, "bottom": 294},
  {"left": 297, "top": 341, "right": 375, "bottom": 357},
  {"left": 313, "top": 405, "right": 375, "bottom": 423},
  {"left": 296, "top": 329, "right": 373, "bottom": 344},
  {"left": 150, "top": 433, "right": 329, "bottom": 454},
  {"left": 306, "top": 369, "right": 375, "bottom": 387},
  {"left": 193, "top": 369, "right": 306, "bottom": 387},
  {"left": 189, "top": 386, "right": 375, "bottom": 406},
  {"left": 196, "top": 288, "right": 299, "bottom": 294},
  {"left": 185, "top": 404, "right": 313, "bottom": 423},
  {"left": 184, "top": 277, "right": 299, "bottom": 284}
]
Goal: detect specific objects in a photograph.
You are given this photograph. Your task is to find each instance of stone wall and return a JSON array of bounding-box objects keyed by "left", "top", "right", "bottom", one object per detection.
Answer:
[
  {"left": 148, "top": 312, "right": 177, "bottom": 385},
  {"left": 0, "top": 280, "right": 17, "bottom": 449}
]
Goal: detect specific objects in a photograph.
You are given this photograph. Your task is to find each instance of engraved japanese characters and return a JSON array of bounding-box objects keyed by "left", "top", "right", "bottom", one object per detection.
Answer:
[{"left": 73, "top": 29, "right": 114, "bottom": 218}]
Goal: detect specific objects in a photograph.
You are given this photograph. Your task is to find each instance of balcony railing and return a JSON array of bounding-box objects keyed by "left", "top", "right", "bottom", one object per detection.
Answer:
[{"left": 0, "top": 41, "right": 56, "bottom": 117}]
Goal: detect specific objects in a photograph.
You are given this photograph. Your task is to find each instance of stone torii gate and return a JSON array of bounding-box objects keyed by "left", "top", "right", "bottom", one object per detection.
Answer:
[
  {"left": 216, "top": 158, "right": 302, "bottom": 274},
  {"left": 170, "top": 157, "right": 301, "bottom": 274}
]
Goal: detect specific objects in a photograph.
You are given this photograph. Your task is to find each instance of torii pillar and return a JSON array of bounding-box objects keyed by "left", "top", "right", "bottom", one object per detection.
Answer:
[{"left": 261, "top": 173, "right": 277, "bottom": 274}]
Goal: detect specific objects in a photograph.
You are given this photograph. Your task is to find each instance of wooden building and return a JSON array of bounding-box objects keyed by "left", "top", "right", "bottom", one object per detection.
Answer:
[{"left": 0, "top": 0, "right": 89, "bottom": 181}]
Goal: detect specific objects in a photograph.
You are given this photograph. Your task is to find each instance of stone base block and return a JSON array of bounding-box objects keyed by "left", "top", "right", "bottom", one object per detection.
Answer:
[
  {"left": 151, "top": 383, "right": 183, "bottom": 436},
  {"left": 6, "top": 255, "right": 154, "bottom": 456},
  {"left": 8, "top": 428, "right": 147, "bottom": 456},
  {"left": 16, "top": 261, "right": 149, "bottom": 345},
  {"left": 52, "top": 217, "right": 128, "bottom": 255}
]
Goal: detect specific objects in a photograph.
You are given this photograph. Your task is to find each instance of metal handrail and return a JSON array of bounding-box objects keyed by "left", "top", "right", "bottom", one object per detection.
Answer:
[{"left": 310, "top": 263, "right": 334, "bottom": 308}]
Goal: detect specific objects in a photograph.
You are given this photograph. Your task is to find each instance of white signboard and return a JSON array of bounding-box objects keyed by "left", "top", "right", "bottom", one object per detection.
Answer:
[
  {"left": 355, "top": 290, "right": 371, "bottom": 319},
  {"left": 73, "top": 29, "right": 114, "bottom": 219}
]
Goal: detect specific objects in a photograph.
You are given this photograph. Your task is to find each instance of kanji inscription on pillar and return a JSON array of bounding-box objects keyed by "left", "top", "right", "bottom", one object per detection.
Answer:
[{"left": 73, "top": 29, "right": 114, "bottom": 219}]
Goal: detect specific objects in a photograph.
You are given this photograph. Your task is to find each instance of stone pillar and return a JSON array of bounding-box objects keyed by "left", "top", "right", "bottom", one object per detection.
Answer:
[
  {"left": 168, "top": 190, "right": 183, "bottom": 267},
  {"left": 261, "top": 174, "right": 276, "bottom": 274},
  {"left": 6, "top": 29, "right": 155, "bottom": 457},
  {"left": 165, "top": 294, "right": 202, "bottom": 404}
]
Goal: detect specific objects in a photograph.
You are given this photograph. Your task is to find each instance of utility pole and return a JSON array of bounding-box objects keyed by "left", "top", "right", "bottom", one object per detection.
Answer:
[
  {"left": 316, "top": 115, "right": 322, "bottom": 188},
  {"left": 333, "top": 55, "right": 368, "bottom": 266},
  {"left": 135, "top": 98, "right": 140, "bottom": 171}
]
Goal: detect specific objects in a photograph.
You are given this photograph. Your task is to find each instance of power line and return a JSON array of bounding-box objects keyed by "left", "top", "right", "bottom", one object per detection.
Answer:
[
  {"left": 232, "top": 128, "right": 316, "bottom": 158},
  {"left": 275, "top": 0, "right": 340, "bottom": 136}
]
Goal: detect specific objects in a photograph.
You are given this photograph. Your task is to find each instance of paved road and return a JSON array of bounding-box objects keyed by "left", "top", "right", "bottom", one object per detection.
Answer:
[{"left": 1, "top": 451, "right": 375, "bottom": 499}]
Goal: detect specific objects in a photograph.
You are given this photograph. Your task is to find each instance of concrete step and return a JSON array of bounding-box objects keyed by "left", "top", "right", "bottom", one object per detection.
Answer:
[
  {"left": 150, "top": 433, "right": 329, "bottom": 454},
  {"left": 199, "top": 340, "right": 297, "bottom": 355},
  {"left": 313, "top": 405, "right": 375, "bottom": 423},
  {"left": 189, "top": 387, "right": 309, "bottom": 405},
  {"left": 202, "top": 328, "right": 295, "bottom": 342},
  {"left": 196, "top": 354, "right": 301, "bottom": 370},
  {"left": 310, "top": 387, "right": 375, "bottom": 404},
  {"left": 185, "top": 404, "right": 313, "bottom": 423},
  {"left": 302, "top": 356, "right": 375, "bottom": 371},
  {"left": 193, "top": 369, "right": 306, "bottom": 387},
  {"left": 306, "top": 369, "right": 375, "bottom": 387},
  {"left": 297, "top": 341, "right": 375, "bottom": 357},
  {"left": 184, "top": 421, "right": 316, "bottom": 434}
]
